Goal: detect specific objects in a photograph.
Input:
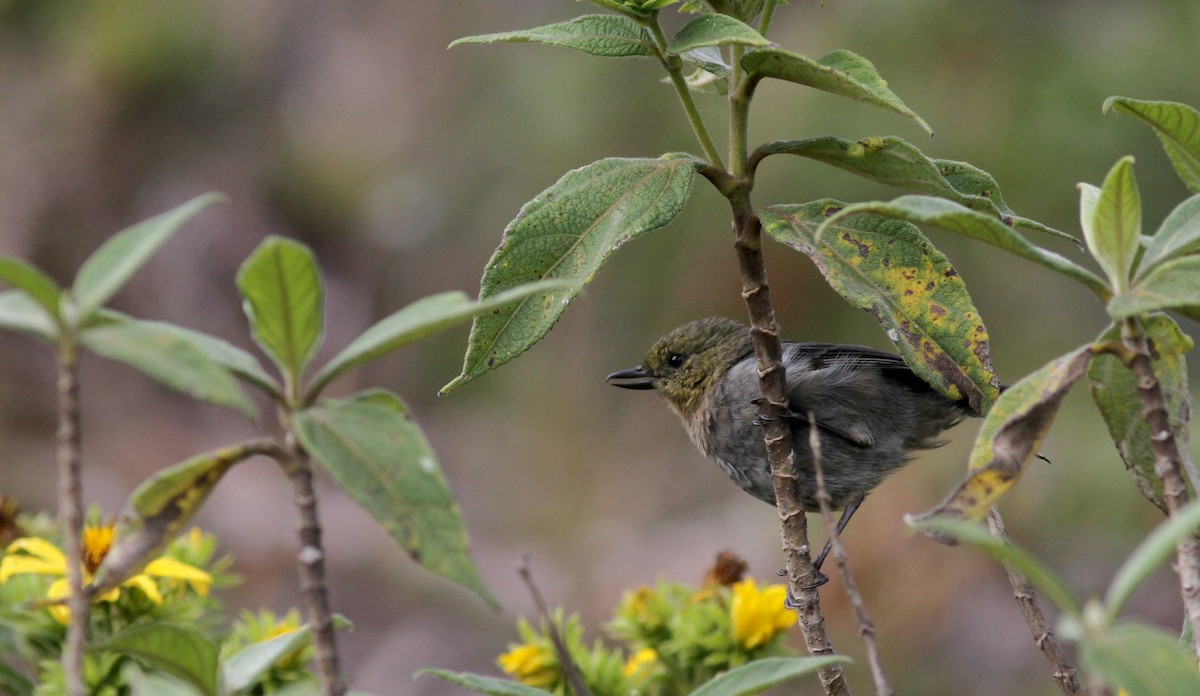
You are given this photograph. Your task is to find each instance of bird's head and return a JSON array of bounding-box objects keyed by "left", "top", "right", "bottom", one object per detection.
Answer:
[{"left": 607, "top": 317, "right": 753, "bottom": 418}]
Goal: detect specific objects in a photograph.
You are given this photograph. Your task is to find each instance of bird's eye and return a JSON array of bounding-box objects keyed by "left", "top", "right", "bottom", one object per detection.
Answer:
[{"left": 667, "top": 353, "right": 685, "bottom": 368}]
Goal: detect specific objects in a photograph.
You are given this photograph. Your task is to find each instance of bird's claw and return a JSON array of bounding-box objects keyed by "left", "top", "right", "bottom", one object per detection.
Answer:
[{"left": 778, "top": 568, "right": 829, "bottom": 609}]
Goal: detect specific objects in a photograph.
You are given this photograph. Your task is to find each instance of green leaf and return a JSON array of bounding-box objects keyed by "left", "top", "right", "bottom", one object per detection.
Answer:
[
  {"left": 0, "top": 289, "right": 57, "bottom": 341},
  {"left": 742, "top": 48, "right": 932, "bottom": 135},
  {"left": 1088, "top": 315, "right": 1193, "bottom": 513},
  {"left": 80, "top": 319, "right": 257, "bottom": 417},
  {"left": 223, "top": 627, "right": 314, "bottom": 691},
  {"left": 310, "top": 280, "right": 573, "bottom": 399},
  {"left": 0, "top": 660, "right": 33, "bottom": 696},
  {"left": 1110, "top": 255, "right": 1200, "bottom": 319},
  {"left": 294, "top": 392, "right": 496, "bottom": 606},
  {"left": 752, "top": 136, "right": 1073, "bottom": 241},
  {"left": 124, "top": 666, "right": 203, "bottom": 696},
  {"left": 827, "top": 195, "right": 1111, "bottom": 299},
  {"left": 1140, "top": 193, "right": 1200, "bottom": 277},
  {"left": 418, "top": 670, "right": 554, "bottom": 696},
  {"left": 236, "top": 236, "right": 324, "bottom": 388},
  {"left": 690, "top": 656, "right": 851, "bottom": 696},
  {"left": 0, "top": 256, "right": 62, "bottom": 321},
  {"left": 917, "top": 346, "right": 1095, "bottom": 522},
  {"left": 98, "top": 624, "right": 219, "bottom": 696},
  {"left": 1104, "top": 97, "right": 1200, "bottom": 193},
  {"left": 89, "top": 442, "right": 268, "bottom": 597},
  {"left": 761, "top": 200, "right": 999, "bottom": 414},
  {"left": 450, "top": 15, "right": 654, "bottom": 58},
  {"left": 1081, "top": 156, "right": 1141, "bottom": 292},
  {"left": 1081, "top": 622, "right": 1200, "bottom": 696},
  {"left": 441, "top": 155, "right": 700, "bottom": 394},
  {"left": 910, "top": 517, "right": 1081, "bottom": 616},
  {"left": 1106, "top": 498, "right": 1200, "bottom": 620},
  {"left": 72, "top": 193, "right": 223, "bottom": 321},
  {"left": 666, "top": 14, "right": 768, "bottom": 54}
]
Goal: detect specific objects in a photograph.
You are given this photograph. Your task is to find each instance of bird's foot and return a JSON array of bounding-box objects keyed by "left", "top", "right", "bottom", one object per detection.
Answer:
[{"left": 778, "top": 567, "right": 829, "bottom": 608}]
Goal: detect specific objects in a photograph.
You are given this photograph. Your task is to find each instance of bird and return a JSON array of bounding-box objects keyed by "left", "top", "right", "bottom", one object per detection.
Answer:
[{"left": 606, "top": 316, "right": 973, "bottom": 575}]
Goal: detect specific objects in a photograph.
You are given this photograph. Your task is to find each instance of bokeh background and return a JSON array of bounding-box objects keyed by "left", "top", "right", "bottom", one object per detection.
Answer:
[{"left": 2, "top": 1, "right": 1199, "bottom": 694}]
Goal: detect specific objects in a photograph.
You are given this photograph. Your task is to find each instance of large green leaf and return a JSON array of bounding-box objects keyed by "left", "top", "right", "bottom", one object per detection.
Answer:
[
  {"left": 760, "top": 200, "right": 998, "bottom": 414},
  {"left": 418, "top": 670, "right": 554, "bottom": 696},
  {"left": 441, "top": 155, "right": 700, "bottom": 394},
  {"left": 293, "top": 391, "right": 496, "bottom": 606},
  {"left": 0, "top": 289, "right": 57, "bottom": 341},
  {"left": 751, "top": 136, "right": 1072, "bottom": 241},
  {"left": 1104, "top": 97, "right": 1200, "bottom": 193},
  {"left": 666, "top": 14, "right": 768, "bottom": 55},
  {"left": 1081, "top": 157, "right": 1141, "bottom": 292},
  {"left": 89, "top": 442, "right": 271, "bottom": 597},
  {"left": 1088, "top": 315, "right": 1193, "bottom": 513},
  {"left": 690, "top": 656, "right": 852, "bottom": 696},
  {"left": 906, "top": 517, "right": 1081, "bottom": 617},
  {"left": 309, "top": 280, "right": 573, "bottom": 399},
  {"left": 1139, "top": 193, "right": 1200, "bottom": 276},
  {"left": 1105, "top": 498, "right": 1200, "bottom": 620},
  {"left": 1081, "top": 622, "right": 1200, "bottom": 696},
  {"left": 80, "top": 319, "right": 257, "bottom": 417},
  {"left": 1109, "top": 255, "right": 1200, "bottom": 319},
  {"left": 99, "top": 624, "right": 219, "bottom": 696},
  {"left": 742, "top": 48, "right": 931, "bottom": 134},
  {"left": 918, "top": 346, "right": 1095, "bottom": 522},
  {"left": 121, "top": 318, "right": 282, "bottom": 400},
  {"left": 450, "top": 15, "right": 654, "bottom": 57},
  {"left": 223, "top": 626, "right": 314, "bottom": 691},
  {"left": 826, "top": 195, "right": 1111, "bottom": 299},
  {"left": 236, "top": 236, "right": 324, "bottom": 389},
  {"left": 0, "top": 256, "right": 62, "bottom": 321},
  {"left": 72, "top": 193, "right": 223, "bottom": 321}
]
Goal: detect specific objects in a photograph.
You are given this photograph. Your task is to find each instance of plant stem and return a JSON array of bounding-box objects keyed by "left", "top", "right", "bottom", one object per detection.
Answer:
[
  {"left": 648, "top": 19, "right": 725, "bottom": 169},
  {"left": 282, "top": 434, "right": 346, "bottom": 696},
  {"left": 56, "top": 341, "right": 86, "bottom": 696},
  {"left": 517, "top": 557, "right": 593, "bottom": 696},
  {"left": 1119, "top": 316, "right": 1200, "bottom": 660},
  {"left": 758, "top": 0, "right": 780, "bottom": 36},
  {"left": 986, "top": 510, "right": 1080, "bottom": 695}
]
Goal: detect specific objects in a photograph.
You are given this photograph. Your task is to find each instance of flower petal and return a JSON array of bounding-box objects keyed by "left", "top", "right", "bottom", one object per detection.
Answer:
[
  {"left": 143, "top": 556, "right": 212, "bottom": 596},
  {"left": 123, "top": 573, "right": 163, "bottom": 604},
  {"left": 2, "top": 538, "right": 67, "bottom": 578},
  {"left": 46, "top": 579, "right": 72, "bottom": 625}
]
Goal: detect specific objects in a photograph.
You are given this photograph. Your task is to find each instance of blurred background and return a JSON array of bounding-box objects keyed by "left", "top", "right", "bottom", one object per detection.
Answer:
[{"left": 1, "top": 0, "right": 1199, "bottom": 693}]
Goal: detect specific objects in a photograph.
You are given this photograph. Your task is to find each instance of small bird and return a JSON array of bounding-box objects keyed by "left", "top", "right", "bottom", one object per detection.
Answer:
[{"left": 606, "top": 317, "right": 973, "bottom": 572}]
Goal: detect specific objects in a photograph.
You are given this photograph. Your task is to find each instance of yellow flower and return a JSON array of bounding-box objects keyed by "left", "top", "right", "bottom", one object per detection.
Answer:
[
  {"left": 623, "top": 647, "right": 659, "bottom": 684},
  {"left": 497, "top": 642, "right": 558, "bottom": 688},
  {"left": 0, "top": 522, "right": 213, "bottom": 624},
  {"left": 730, "top": 578, "right": 794, "bottom": 649}
]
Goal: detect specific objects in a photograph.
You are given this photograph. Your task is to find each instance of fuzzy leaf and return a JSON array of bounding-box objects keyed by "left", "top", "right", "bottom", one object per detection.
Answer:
[
  {"left": 418, "top": 670, "right": 554, "bottom": 696},
  {"left": 80, "top": 319, "right": 257, "bottom": 417},
  {"left": 826, "top": 195, "right": 1111, "bottom": 299},
  {"left": 1088, "top": 315, "right": 1193, "bottom": 513},
  {"left": 753, "top": 136, "right": 1072, "bottom": 241},
  {"left": 450, "top": 15, "right": 654, "bottom": 58},
  {"left": 761, "top": 200, "right": 998, "bottom": 414},
  {"left": 667, "top": 14, "right": 768, "bottom": 54},
  {"left": 441, "top": 155, "right": 700, "bottom": 394},
  {"left": 1139, "top": 193, "right": 1200, "bottom": 277},
  {"left": 294, "top": 391, "right": 496, "bottom": 606},
  {"left": 0, "top": 256, "right": 62, "bottom": 321},
  {"left": 742, "top": 48, "right": 931, "bottom": 134},
  {"left": 918, "top": 346, "right": 1095, "bottom": 522},
  {"left": 1110, "top": 255, "right": 1200, "bottom": 319},
  {"left": 1081, "top": 157, "right": 1141, "bottom": 292},
  {"left": 73, "top": 193, "right": 223, "bottom": 320},
  {"left": 690, "top": 656, "right": 852, "bottom": 696},
  {"left": 237, "top": 236, "right": 324, "bottom": 386},
  {"left": 99, "top": 624, "right": 219, "bottom": 696},
  {"left": 1104, "top": 97, "right": 1200, "bottom": 193},
  {"left": 223, "top": 626, "right": 314, "bottom": 691},
  {"left": 0, "top": 289, "right": 57, "bottom": 341},
  {"left": 123, "top": 318, "right": 281, "bottom": 400},
  {"left": 1081, "top": 622, "right": 1200, "bottom": 696}
]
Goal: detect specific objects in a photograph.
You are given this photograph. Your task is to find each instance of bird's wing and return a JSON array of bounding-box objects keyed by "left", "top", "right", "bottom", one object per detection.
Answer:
[{"left": 787, "top": 342, "right": 938, "bottom": 395}]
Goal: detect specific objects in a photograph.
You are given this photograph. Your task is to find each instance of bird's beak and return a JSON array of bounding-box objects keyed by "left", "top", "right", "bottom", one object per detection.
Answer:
[{"left": 606, "top": 365, "right": 656, "bottom": 390}]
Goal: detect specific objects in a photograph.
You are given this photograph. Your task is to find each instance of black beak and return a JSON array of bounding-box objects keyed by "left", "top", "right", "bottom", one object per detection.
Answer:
[{"left": 606, "top": 366, "right": 656, "bottom": 390}]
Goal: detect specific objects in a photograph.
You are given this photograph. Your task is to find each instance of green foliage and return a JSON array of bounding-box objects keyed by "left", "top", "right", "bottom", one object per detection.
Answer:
[
  {"left": 98, "top": 624, "right": 220, "bottom": 696},
  {"left": 665, "top": 14, "right": 768, "bottom": 54},
  {"left": 450, "top": 15, "right": 655, "bottom": 58},
  {"left": 1104, "top": 98, "right": 1200, "bottom": 193}
]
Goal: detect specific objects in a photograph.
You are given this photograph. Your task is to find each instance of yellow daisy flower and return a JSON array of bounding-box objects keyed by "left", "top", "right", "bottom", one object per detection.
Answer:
[
  {"left": 0, "top": 521, "right": 212, "bottom": 624},
  {"left": 622, "top": 647, "right": 659, "bottom": 684},
  {"left": 496, "top": 642, "right": 558, "bottom": 688},
  {"left": 729, "top": 578, "right": 794, "bottom": 649}
]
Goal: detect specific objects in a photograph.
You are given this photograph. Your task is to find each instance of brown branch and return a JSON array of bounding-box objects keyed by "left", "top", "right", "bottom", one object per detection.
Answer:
[
  {"left": 280, "top": 435, "right": 345, "bottom": 696},
  {"left": 517, "top": 556, "right": 593, "bottom": 696},
  {"left": 1120, "top": 316, "right": 1200, "bottom": 660},
  {"left": 986, "top": 509, "right": 1080, "bottom": 695},
  {"left": 729, "top": 193, "right": 849, "bottom": 695},
  {"left": 808, "top": 414, "right": 893, "bottom": 696},
  {"left": 56, "top": 343, "right": 86, "bottom": 696}
]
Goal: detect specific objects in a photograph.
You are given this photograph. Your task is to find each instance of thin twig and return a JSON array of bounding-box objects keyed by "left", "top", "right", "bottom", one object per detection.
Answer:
[
  {"left": 1120, "top": 316, "right": 1200, "bottom": 659},
  {"left": 647, "top": 19, "right": 725, "bottom": 169},
  {"left": 517, "top": 556, "right": 593, "bottom": 696},
  {"left": 986, "top": 509, "right": 1080, "bottom": 695},
  {"left": 56, "top": 343, "right": 86, "bottom": 696},
  {"left": 808, "top": 414, "right": 893, "bottom": 696},
  {"left": 280, "top": 435, "right": 345, "bottom": 696}
]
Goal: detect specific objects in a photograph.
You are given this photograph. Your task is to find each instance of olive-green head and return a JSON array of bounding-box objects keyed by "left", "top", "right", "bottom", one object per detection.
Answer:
[{"left": 606, "top": 317, "right": 753, "bottom": 417}]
